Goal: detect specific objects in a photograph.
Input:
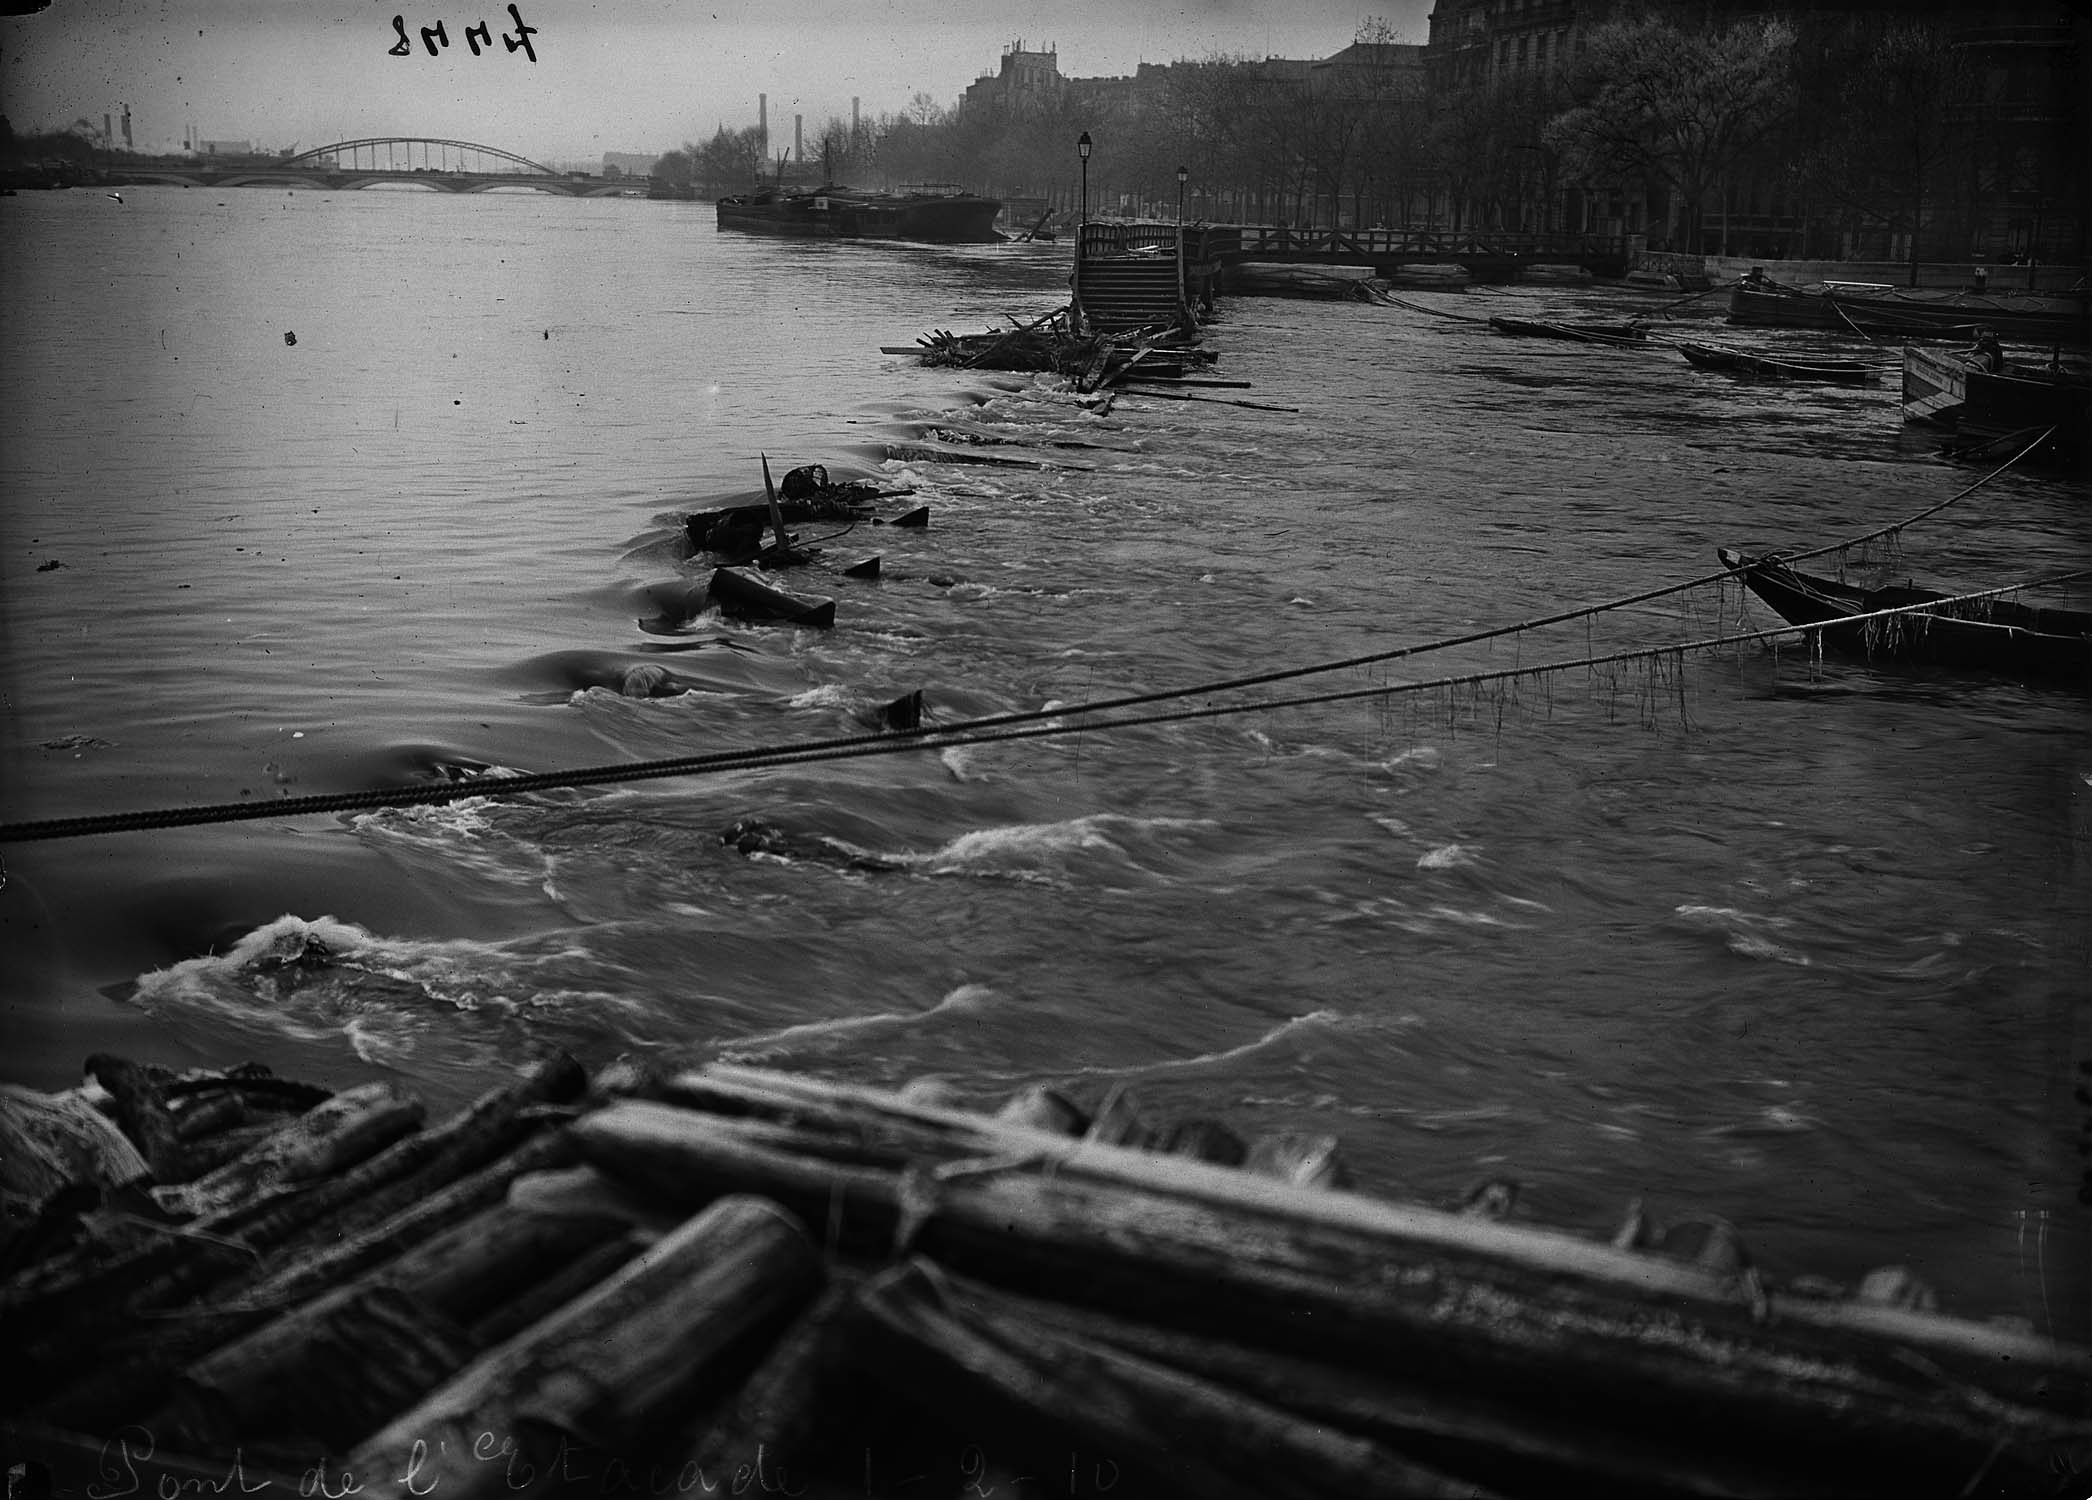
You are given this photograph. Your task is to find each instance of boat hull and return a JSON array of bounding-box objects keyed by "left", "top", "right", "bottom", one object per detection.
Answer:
[
  {"left": 716, "top": 187, "right": 1003, "bottom": 244},
  {"left": 1899, "top": 345, "right": 1968, "bottom": 426},
  {"left": 1728, "top": 280, "right": 2092, "bottom": 345},
  {"left": 1486, "top": 317, "right": 1647, "bottom": 346},
  {"left": 1900, "top": 345, "right": 2090, "bottom": 466},
  {"left": 1679, "top": 341, "right": 1875, "bottom": 383},
  {"left": 1719, "top": 548, "right": 2091, "bottom": 686}
]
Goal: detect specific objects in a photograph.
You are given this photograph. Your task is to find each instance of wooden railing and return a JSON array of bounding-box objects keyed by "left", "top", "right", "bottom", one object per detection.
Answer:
[{"left": 1188, "top": 224, "right": 1630, "bottom": 263}]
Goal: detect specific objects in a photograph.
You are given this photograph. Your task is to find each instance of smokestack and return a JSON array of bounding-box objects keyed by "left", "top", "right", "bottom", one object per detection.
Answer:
[
  {"left": 758, "top": 93, "right": 768, "bottom": 149},
  {"left": 122, "top": 104, "right": 132, "bottom": 148},
  {"left": 104, "top": 113, "right": 112, "bottom": 144},
  {"left": 794, "top": 114, "right": 802, "bottom": 164},
  {"left": 852, "top": 97, "right": 860, "bottom": 136}
]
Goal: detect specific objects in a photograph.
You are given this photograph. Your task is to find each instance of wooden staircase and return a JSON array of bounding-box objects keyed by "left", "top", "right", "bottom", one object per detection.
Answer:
[{"left": 1077, "top": 253, "right": 1189, "bottom": 333}]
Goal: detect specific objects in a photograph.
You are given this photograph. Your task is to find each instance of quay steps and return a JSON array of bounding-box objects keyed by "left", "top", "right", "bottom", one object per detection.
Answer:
[{"left": 1078, "top": 254, "right": 1188, "bottom": 333}]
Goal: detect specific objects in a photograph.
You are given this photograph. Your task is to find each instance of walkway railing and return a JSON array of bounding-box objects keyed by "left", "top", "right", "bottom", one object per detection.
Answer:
[{"left": 1191, "top": 224, "right": 1630, "bottom": 264}]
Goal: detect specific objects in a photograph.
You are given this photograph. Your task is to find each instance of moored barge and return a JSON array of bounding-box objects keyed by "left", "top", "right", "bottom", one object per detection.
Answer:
[{"left": 716, "top": 184, "right": 1003, "bottom": 243}]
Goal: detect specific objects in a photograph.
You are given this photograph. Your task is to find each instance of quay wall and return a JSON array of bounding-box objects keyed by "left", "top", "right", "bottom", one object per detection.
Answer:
[{"left": 1635, "top": 247, "right": 2085, "bottom": 294}]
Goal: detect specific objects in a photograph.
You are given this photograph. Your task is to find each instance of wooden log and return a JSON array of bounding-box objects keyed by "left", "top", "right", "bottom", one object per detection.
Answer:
[
  {"left": 274, "top": 1285, "right": 484, "bottom": 1448},
  {"left": 348, "top": 1196, "right": 824, "bottom": 1500},
  {"left": 31, "top": 1129, "right": 580, "bottom": 1432},
  {"left": 167, "top": 1089, "right": 251, "bottom": 1142},
  {"left": 1243, "top": 1130, "right": 1350, "bottom": 1189},
  {"left": 938, "top": 1267, "right": 1825, "bottom": 1500},
  {"left": 84, "top": 1053, "right": 190, "bottom": 1180},
  {"left": 148, "top": 1080, "right": 428, "bottom": 1219},
  {"left": 645, "top": 1066, "right": 2092, "bottom": 1407},
  {"left": 1113, "top": 387, "right": 1302, "bottom": 412},
  {"left": 157, "top": 1200, "right": 629, "bottom": 1448},
  {"left": 467, "top": 1233, "right": 645, "bottom": 1348},
  {"left": 1156, "top": 1116, "right": 1249, "bottom": 1168},
  {"left": 653, "top": 1282, "right": 855, "bottom": 1488},
  {"left": 846, "top": 1258, "right": 1499, "bottom": 1500},
  {"left": 1083, "top": 1083, "right": 1152, "bottom": 1148},
  {"left": 1123, "top": 377, "right": 1256, "bottom": 389},
  {"left": 567, "top": 1099, "right": 2090, "bottom": 1487},
  {"left": 994, "top": 1084, "right": 1088, "bottom": 1137},
  {"left": 173, "top": 1120, "right": 290, "bottom": 1177}
]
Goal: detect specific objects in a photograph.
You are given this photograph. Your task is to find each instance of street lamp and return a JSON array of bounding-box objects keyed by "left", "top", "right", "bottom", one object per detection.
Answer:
[
  {"left": 1077, "top": 131, "right": 1092, "bottom": 227},
  {"left": 1176, "top": 163, "right": 1188, "bottom": 223}
]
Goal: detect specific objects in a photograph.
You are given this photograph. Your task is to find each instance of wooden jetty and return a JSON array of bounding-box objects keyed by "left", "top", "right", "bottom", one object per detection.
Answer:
[
  {"left": 1190, "top": 224, "right": 1632, "bottom": 283},
  {"left": 3, "top": 1051, "right": 2088, "bottom": 1499}
]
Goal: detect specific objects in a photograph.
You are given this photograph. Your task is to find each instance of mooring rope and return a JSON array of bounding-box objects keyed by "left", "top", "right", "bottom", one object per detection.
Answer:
[{"left": 5, "top": 565, "right": 2084, "bottom": 845}]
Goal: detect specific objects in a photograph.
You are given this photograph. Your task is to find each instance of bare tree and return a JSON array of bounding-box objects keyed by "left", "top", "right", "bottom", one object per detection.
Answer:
[{"left": 1545, "top": 13, "right": 1795, "bottom": 251}]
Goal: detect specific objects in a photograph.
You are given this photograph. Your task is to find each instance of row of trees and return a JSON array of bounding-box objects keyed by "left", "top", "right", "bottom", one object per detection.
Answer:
[{"left": 654, "top": 11, "right": 2075, "bottom": 268}]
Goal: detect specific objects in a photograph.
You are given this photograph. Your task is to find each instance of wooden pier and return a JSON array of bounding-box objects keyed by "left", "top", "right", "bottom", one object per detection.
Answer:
[
  {"left": 4, "top": 1051, "right": 2088, "bottom": 1499},
  {"left": 1196, "top": 223, "right": 1628, "bottom": 282}
]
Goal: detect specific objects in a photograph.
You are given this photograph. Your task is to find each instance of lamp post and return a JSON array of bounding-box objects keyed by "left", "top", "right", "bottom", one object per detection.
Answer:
[
  {"left": 1075, "top": 132, "right": 1093, "bottom": 334},
  {"left": 1078, "top": 131, "right": 1092, "bottom": 227},
  {"left": 1175, "top": 164, "right": 1190, "bottom": 321}
]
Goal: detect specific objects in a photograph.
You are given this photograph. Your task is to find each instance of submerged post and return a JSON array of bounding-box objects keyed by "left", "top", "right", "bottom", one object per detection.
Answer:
[{"left": 759, "top": 453, "right": 790, "bottom": 561}]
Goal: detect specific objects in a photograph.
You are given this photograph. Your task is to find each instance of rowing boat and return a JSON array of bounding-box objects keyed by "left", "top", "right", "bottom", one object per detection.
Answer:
[
  {"left": 1486, "top": 316, "right": 1648, "bottom": 346},
  {"left": 1900, "top": 344, "right": 2090, "bottom": 467},
  {"left": 1718, "top": 547, "right": 2090, "bottom": 686},
  {"left": 1677, "top": 341, "right": 1877, "bottom": 384},
  {"left": 1726, "top": 276, "right": 2092, "bottom": 345},
  {"left": 708, "top": 566, "right": 837, "bottom": 629}
]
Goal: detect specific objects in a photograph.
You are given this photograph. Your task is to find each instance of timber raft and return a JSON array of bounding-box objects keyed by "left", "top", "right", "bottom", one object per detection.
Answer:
[{"left": 3, "top": 1053, "right": 2087, "bottom": 1499}]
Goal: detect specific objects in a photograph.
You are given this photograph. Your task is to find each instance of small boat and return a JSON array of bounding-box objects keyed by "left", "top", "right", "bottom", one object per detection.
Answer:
[
  {"left": 1677, "top": 341, "right": 1877, "bottom": 384},
  {"left": 1727, "top": 274, "right": 2091, "bottom": 345},
  {"left": 707, "top": 566, "right": 836, "bottom": 629},
  {"left": 1718, "top": 547, "right": 2090, "bottom": 686},
  {"left": 716, "top": 182, "right": 1003, "bottom": 243},
  {"left": 1486, "top": 317, "right": 1648, "bottom": 346},
  {"left": 1900, "top": 344, "right": 2089, "bottom": 464}
]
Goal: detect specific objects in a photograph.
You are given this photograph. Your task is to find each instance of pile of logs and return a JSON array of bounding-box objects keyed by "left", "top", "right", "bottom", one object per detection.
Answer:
[
  {"left": 3, "top": 1052, "right": 2088, "bottom": 1499},
  {"left": 899, "top": 307, "right": 1216, "bottom": 389}
]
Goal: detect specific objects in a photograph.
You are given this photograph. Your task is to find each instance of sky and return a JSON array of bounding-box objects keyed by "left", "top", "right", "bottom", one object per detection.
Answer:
[{"left": 0, "top": 0, "right": 1435, "bottom": 166}]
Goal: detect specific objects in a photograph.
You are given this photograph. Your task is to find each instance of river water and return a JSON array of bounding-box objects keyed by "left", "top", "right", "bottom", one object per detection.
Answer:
[{"left": 2, "top": 187, "right": 2087, "bottom": 1329}]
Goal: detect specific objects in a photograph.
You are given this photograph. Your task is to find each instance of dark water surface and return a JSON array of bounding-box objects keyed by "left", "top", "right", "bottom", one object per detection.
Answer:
[{"left": 3, "top": 188, "right": 2087, "bottom": 1328}]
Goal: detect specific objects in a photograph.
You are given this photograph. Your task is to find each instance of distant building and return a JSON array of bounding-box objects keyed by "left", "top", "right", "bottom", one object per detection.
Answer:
[
  {"left": 601, "top": 151, "right": 659, "bottom": 177},
  {"left": 1311, "top": 39, "right": 1428, "bottom": 96},
  {"left": 962, "top": 42, "right": 1068, "bottom": 114},
  {"left": 1426, "top": 0, "right": 1579, "bottom": 90},
  {"left": 196, "top": 139, "right": 252, "bottom": 157}
]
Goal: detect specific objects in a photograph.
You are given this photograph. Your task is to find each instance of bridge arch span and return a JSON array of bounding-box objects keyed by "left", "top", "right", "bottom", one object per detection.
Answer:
[{"left": 281, "top": 137, "right": 561, "bottom": 176}]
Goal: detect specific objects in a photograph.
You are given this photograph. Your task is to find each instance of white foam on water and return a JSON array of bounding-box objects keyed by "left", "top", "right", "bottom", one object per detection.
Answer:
[
  {"left": 787, "top": 683, "right": 858, "bottom": 711},
  {"left": 1674, "top": 904, "right": 1810, "bottom": 966},
  {"left": 1417, "top": 843, "right": 1481, "bottom": 870},
  {"left": 718, "top": 981, "right": 1002, "bottom": 1061},
  {"left": 1049, "top": 1006, "right": 1355, "bottom": 1082}
]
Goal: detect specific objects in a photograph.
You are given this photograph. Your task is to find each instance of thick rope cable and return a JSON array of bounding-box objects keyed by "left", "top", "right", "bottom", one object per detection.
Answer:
[
  {"left": 0, "top": 437, "right": 2056, "bottom": 840},
  {"left": 5, "top": 567, "right": 2085, "bottom": 844}
]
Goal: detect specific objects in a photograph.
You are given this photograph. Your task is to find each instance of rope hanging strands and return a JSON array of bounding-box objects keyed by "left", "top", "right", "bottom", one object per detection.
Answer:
[{"left": 5, "top": 565, "right": 2085, "bottom": 845}]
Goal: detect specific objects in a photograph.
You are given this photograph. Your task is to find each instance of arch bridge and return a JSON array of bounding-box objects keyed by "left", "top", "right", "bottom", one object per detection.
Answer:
[{"left": 119, "top": 137, "right": 640, "bottom": 196}]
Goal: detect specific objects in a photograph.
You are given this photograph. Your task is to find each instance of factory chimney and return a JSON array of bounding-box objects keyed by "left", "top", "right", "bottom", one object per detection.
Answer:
[{"left": 758, "top": 93, "right": 768, "bottom": 150}]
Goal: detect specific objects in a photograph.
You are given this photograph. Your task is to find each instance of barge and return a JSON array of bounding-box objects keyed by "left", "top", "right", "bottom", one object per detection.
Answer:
[{"left": 716, "top": 184, "right": 1003, "bottom": 243}]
